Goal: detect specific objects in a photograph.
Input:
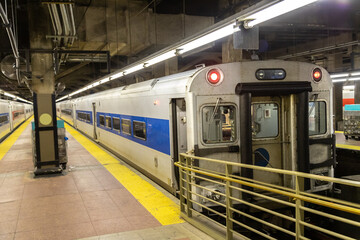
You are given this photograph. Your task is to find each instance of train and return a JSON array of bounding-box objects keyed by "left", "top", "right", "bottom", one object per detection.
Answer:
[
  {"left": 0, "top": 99, "right": 33, "bottom": 141},
  {"left": 57, "top": 60, "right": 335, "bottom": 207}
]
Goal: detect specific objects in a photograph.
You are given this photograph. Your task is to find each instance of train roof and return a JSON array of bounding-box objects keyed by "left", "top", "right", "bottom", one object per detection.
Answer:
[{"left": 64, "top": 60, "right": 331, "bottom": 103}]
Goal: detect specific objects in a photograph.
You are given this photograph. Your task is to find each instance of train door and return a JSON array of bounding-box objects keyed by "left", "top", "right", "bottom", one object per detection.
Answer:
[
  {"left": 92, "top": 102, "right": 97, "bottom": 139},
  {"left": 8, "top": 102, "right": 13, "bottom": 131},
  {"left": 237, "top": 82, "right": 312, "bottom": 190},
  {"left": 250, "top": 96, "right": 292, "bottom": 187},
  {"left": 171, "top": 98, "right": 187, "bottom": 188}
]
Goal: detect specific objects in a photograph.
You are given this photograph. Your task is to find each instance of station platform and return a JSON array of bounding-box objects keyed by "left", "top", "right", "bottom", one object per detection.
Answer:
[
  {"left": 335, "top": 131, "right": 360, "bottom": 150},
  {"left": 0, "top": 118, "right": 213, "bottom": 240}
]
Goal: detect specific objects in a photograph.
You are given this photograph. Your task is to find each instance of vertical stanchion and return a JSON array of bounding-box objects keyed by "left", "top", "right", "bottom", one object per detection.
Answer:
[
  {"left": 295, "top": 176, "right": 305, "bottom": 239},
  {"left": 226, "top": 164, "right": 233, "bottom": 240},
  {"left": 185, "top": 156, "right": 193, "bottom": 217},
  {"left": 179, "top": 154, "right": 185, "bottom": 213}
]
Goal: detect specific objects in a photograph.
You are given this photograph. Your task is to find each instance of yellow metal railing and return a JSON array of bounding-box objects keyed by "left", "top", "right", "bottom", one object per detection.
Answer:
[{"left": 175, "top": 153, "right": 360, "bottom": 240}]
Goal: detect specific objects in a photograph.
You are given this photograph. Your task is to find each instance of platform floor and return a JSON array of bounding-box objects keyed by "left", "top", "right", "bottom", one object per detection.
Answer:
[
  {"left": 335, "top": 131, "right": 360, "bottom": 150},
  {"left": 0, "top": 118, "right": 213, "bottom": 240}
]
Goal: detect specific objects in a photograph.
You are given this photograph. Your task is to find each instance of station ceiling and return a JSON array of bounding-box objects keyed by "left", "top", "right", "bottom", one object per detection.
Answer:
[{"left": 0, "top": 0, "right": 359, "bottom": 101}]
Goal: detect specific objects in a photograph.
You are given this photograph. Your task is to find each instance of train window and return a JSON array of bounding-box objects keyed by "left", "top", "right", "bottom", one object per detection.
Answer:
[
  {"left": 133, "top": 121, "right": 146, "bottom": 140},
  {"left": 113, "top": 118, "right": 120, "bottom": 132},
  {"left": 99, "top": 115, "right": 105, "bottom": 126},
  {"left": 0, "top": 115, "right": 8, "bottom": 124},
  {"left": 309, "top": 101, "right": 326, "bottom": 135},
  {"left": 106, "top": 116, "right": 112, "bottom": 129},
  {"left": 252, "top": 103, "right": 279, "bottom": 138},
  {"left": 121, "top": 119, "right": 131, "bottom": 135},
  {"left": 202, "top": 105, "right": 236, "bottom": 144}
]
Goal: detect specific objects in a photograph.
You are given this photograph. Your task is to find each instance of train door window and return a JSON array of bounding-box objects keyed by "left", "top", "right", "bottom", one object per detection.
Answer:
[
  {"left": 99, "top": 115, "right": 105, "bottom": 126},
  {"left": 202, "top": 105, "right": 236, "bottom": 144},
  {"left": 86, "top": 113, "right": 91, "bottom": 122},
  {"left": 121, "top": 119, "right": 131, "bottom": 135},
  {"left": 309, "top": 101, "right": 326, "bottom": 135},
  {"left": 251, "top": 103, "right": 279, "bottom": 138},
  {"left": 133, "top": 121, "right": 146, "bottom": 140},
  {"left": 113, "top": 118, "right": 120, "bottom": 132},
  {"left": 106, "top": 116, "right": 112, "bottom": 129}
]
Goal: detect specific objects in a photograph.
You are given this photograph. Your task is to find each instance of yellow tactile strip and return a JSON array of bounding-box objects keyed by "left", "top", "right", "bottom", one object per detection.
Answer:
[
  {"left": 0, "top": 117, "right": 33, "bottom": 161},
  {"left": 336, "top": 144, "right": 360, "bottom": 151},
  {"left": 64, "top": 123, "right": 184, "bottom": 226}
]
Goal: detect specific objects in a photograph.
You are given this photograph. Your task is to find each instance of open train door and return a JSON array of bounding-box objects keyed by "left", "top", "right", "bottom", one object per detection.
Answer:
[
  {"left": 92, "top": 102, "right": 97, "bottom": 140},
  {"left": 236, "top": 82, "right": 313, "bottom": 195},
  {"left": 171, "top": 98, "right": 187, "bottom": 190}
]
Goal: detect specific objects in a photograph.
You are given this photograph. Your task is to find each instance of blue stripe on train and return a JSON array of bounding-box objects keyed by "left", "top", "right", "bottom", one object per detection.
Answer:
[{"left": 97, "top": 112, "right": 170, "bottom": 156}]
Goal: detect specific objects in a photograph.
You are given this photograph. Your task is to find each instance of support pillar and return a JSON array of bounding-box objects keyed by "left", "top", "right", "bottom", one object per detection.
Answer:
[
  {"left": 353, "top": 42, "right": 360, "bottom": 104},
  {"left": 222, "top": 37, "right": 243, "bottom": 63},
  {"left": 28, "top": 2, "right": 60, "bottom": 173},
  {"left": 327, "top": 54, "right": 343, "bottom": 130}
]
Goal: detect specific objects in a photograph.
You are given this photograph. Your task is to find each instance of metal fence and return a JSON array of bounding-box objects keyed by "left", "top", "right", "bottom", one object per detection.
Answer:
[{"left": 175, "top": 153, "right": 360, "bottom": 240}]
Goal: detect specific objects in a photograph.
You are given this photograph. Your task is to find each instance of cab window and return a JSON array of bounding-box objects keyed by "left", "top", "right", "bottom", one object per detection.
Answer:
[
  {"left": 202, "top": 105, "right": 236, "bottom": 144},
  {"left": 309, "top": 101, "right": 326, "bottom": 135}
]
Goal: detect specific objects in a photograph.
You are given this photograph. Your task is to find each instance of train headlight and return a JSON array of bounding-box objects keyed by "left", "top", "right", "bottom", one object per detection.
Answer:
[
  {"left": 206, "top": 68, "right": 223, "bottom": 86},
  {"left": 313, "top": 68, "right": 322, "bottom": 82}
]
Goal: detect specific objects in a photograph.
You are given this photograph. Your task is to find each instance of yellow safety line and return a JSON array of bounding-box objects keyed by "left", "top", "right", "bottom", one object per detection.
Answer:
[
  {"left": 64, "top": 122, "right": 184, "bottom": 225},
  {"left": 336, "top": 144, "right": 360, "bottom": 151},
  {"left": 335, "top": 131, "right": 344, "bottom": 134},
  {"left": 0, "top": 117, "right": 33, "bottom": 161}
]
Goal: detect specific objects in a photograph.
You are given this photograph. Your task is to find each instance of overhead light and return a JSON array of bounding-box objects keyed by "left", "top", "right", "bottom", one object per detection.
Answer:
[
  {"left": 332, "top": 78, "right": 347, "bottom": 83},
  {"left": 343, "top": 85, "right": 355, "bottom": 90},
  {"left": 123, "top": 64, "right": 144, "bottom": 75},
  {"left": 331, "top": 73, "right": 349, "bottom": 79},
  {"left": 144, "top": 51, "right": 177, "bottom": 67},
  {"left": 110, "top": 72, "right": 124, "bottom": 80},
  {"left": 349, "top": 77, "right": 360, "bottom": 81},
  {"left": 177, "top": 24, "right": 236, "bottom": 54},
  {"left": 245, "top": 0, "right": 318, "bottom": 28},
  {"left": 350, "top": 71, "right": 360, "bottom": 77}
]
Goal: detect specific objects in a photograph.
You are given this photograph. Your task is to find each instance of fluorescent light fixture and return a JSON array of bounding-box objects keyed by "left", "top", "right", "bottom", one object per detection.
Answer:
[
  {"left": 350, "top": 71, "right": 360, "bottom": 77},
  {"left": 331, "top": 73, "right": 349, "bottom": 79},
  {"left": 349, "top": 77, "right": 360, "bottom": 81},
  {"left": 144, "top": 51, "right": 176, "bottom": 67},
  {"left": 332, "top": 78, "right": 347, "bottom": 83},
  {"left": 245, "top": 0, "right": 318, "bottom": 28},
  {"left": 343, "top": 85, "right": 355, "bottom": 90},
  {"left": 110, "top": 72, "right": 124, "bottom": 80},
  {"left": 177, "top": 24, "right": 235, "bottom": 54},
  {"left": 123, "top": 64, "right": 144, "bottom": 75},
  {"left": 4, "top": 92, "right": 16, "bottom": 98}
]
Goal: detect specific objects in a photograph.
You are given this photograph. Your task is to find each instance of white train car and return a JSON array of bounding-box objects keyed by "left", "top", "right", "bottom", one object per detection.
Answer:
[
  {"left": 0, "top": 99, "right": 33, "bottom": 141},
  {"left": 58, "top": 61, "right": 334, "bottom": 201}
]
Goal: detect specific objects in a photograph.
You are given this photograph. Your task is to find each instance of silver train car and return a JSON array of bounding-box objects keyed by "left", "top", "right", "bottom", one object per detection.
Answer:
[
  {"left": 0, "top": 99, "right": 33, "bottom": 141},
  {"left": 57, "top": 60, "right": 334, "bottom": 204}
]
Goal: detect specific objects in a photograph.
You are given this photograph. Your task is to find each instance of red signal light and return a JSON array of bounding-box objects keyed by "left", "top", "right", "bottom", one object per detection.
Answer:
[
  {"left": 207, "top": 69, "right": 223, "bottom": 85},
  {"left": 313, "top": 68, "right": 322, "bottom": 82}
]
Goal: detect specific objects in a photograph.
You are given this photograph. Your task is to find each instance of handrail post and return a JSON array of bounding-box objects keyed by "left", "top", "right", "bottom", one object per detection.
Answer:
[
  {"left": 179, "top": 154, "right": 185, "bottom": 213},
  {"left": 226, "top": 164, "right": 233, "bottom": 240},
  {"left": 295, "top": 175, "right": 304, "bottom": 239},
  {"left": 185, "top": 156, "right": 193, "bottom": 217}
]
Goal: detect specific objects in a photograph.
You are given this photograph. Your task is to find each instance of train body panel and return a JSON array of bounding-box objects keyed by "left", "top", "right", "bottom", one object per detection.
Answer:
[
  {"left": 57, "top": 60, "right": 334, "bottom": 202},
  {"left": 0, "top": 100, "right": 11, "bottom": 139},
  {"left": 0, "top": 99, "right": 32, "bottom": 141}
]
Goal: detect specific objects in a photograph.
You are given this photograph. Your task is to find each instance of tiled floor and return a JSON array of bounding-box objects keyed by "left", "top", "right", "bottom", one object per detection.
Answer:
[{"left": 0, "top": 122, "right": 214, "bottom": 240}]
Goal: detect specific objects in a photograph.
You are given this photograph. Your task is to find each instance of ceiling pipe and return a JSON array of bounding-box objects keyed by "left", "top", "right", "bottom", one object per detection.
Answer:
[
  {"left": 51, "top": 4, "right": 63, "bottom": 44},
  {"left": 59, "top": 4, "right": 70, "bottom": 46},
  {"left": 68, "top": 3, "right": 76, "bottom": 47},
  {"left": 47, "top": 4, "right": 59, "bottom": 44}
]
